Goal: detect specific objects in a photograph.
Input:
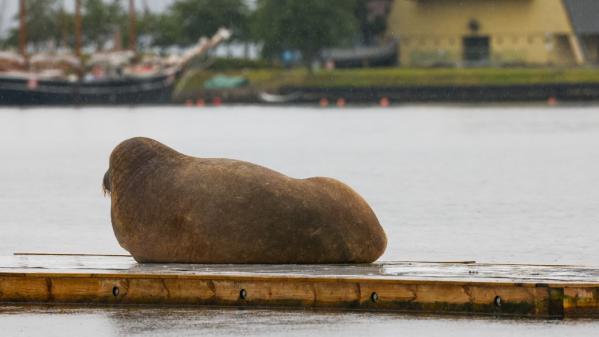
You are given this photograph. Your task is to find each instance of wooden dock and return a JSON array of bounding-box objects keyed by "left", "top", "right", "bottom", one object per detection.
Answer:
[{"left": 1, "top": 254, "right": 598, "bottom": 319}]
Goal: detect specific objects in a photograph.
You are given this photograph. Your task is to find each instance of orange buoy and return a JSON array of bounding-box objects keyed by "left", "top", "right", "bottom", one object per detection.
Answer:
[
  {"left": 547, "top": 96, "right": 558, "bottom": 106},
  {"left": 380, "top": 97, "right": 390, "bottom": 107},
  {"left": 319, "top": 98, "right": 329, "bottom": 107},
  {"left": 196, "top": 99, "right": 205, "bottom": 107},
  {"left": 212, "top": 97, "right": 222, "bottom": 106},
  {"left": 336, "top": 98, "right": 346, "bottom": 108}
]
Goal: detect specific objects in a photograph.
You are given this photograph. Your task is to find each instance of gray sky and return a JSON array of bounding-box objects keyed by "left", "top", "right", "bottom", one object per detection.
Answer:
[{"left": 0, "top": 0, "right": 175, "bottom": 37}]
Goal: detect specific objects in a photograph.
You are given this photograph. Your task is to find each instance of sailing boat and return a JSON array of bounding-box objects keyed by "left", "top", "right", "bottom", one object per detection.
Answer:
[{"left": 0, "top": 0, "right": 231, "bottom": 105}]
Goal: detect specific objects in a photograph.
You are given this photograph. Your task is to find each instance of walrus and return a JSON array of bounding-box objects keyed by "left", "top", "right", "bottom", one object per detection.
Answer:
[{"left": 103, "top": 137, "right": 387, "bottom": 264}]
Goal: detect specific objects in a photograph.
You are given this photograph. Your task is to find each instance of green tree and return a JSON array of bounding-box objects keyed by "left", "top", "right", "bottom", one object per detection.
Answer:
[
  {"left": 135, "top": 11, "right": 163, "bottom": 44},
  {"left": 56, "top": 6, "right": 76, "bottom": 48},
  {"left": 138, "top": 10, "right": 184, "bottom": 47},
  {"left": 355, "top": 0, "right": 388, "bottom": 45},
  {"left": 83, "top": 0, "right": 127, "bottom": 50},
  {"left": 168, "top": 0, "right": 250, "bottom": 45},
  {"left": 252, "top": 0, "right": 359, "bottom": 68},
  {"left": 4, "top": 0, "right": 62, "bottom": 50},
  {"left": 138, "top": 0, "right": 249, "bottom": 47}
]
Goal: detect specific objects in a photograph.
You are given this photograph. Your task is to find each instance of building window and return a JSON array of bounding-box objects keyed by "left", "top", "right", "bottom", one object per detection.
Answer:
[{"left": 463, "top": 36, "right": 490, "bottom": 65}]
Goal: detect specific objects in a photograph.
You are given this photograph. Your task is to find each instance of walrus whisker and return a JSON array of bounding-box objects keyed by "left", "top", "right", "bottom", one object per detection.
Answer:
[{"left": 102, "top": 184, "right": 111, "bottom": 197}]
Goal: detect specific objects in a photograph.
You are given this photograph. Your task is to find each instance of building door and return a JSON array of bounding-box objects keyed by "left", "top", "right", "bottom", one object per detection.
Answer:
[{"left": 463, "top": 36, "right": 490, "bottom": 65}]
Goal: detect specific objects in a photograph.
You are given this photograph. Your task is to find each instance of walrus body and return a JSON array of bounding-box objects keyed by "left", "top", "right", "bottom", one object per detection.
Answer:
[{"left": 104, "top": 137, "right": 387, "bottom": 264}]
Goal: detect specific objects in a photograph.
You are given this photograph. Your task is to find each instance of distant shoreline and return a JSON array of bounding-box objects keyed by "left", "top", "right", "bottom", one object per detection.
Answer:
[
  {"left": 174, "top": 67, "right": 599, "bottom": 105},
  {"left": 174, "top": 82, "right": 599, "bottom": 105},
  {"left": 3, "top": 67, "right": 599, "bottom": 106}
]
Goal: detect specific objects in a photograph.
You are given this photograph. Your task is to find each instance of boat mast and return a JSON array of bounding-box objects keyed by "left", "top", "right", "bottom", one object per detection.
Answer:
[
  {"left": 60, "top": 1, "right": 68, "bottom": 48},
  {"left": 18, "top": 0, "right": 26, "bottom": 57},
  {"left": 129, "top": 0, "right": 137, "bottom": 52},
  {"left": 75, "top": 0, "right": 82, "bottom": 57}
]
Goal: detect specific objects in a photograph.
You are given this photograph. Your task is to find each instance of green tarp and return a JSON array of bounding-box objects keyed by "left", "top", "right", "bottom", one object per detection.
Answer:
[{"left": 203, "top": 75, "right": 249, "bottom": 89}]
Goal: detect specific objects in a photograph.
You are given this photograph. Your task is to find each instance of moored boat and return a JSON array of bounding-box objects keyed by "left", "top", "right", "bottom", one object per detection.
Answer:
[
  {"left": 0, "top": 0, "right": 231, "bottom": 106},
  {"left": 0, "top": 69, "right": 178, "bottom": 105},
  {"left": 0, "top": 28, "right": 230, "bottom": 105}
]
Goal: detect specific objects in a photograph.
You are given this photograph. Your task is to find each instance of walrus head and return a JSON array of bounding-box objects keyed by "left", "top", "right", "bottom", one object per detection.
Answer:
[{"left": 102, "top": 137, "right": 180, "bottom": 198}]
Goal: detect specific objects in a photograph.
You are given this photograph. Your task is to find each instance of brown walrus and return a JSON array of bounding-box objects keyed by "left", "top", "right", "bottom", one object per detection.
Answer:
[{"left": 103, "top": 137, "right": 387, "bottom": 264}]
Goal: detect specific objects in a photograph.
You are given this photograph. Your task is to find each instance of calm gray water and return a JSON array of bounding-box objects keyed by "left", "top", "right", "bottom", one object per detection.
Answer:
[
  {"left": 1, "top": 105, "right": 599, "bottom": 335},
  {"left": 1, "top": 305, "right": 599, "bottom": 337}
]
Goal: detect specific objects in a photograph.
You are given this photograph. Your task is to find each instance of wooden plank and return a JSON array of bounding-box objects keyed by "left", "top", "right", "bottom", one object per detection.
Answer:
[
  {"left": 13, "top": 253, "right": 132, "bottom": 257},
  {"left": 0, "top": 255, "right": 598, "bottom": 319},
  {"left": 564, "top": 287, "right": 599, "bottom": 318},
  {"left": 0, "top": 276, "right": 49, "bottom": 302}
]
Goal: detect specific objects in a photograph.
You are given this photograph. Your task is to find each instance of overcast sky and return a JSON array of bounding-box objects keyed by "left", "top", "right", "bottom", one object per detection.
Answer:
[{"left": 0, "top": 0, "right": 176, "bottom": 37}]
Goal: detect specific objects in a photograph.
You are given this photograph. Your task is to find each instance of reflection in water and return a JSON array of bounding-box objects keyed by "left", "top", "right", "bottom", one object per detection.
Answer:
[{"left": 0, "top": 305, "right": 598, "bottom": 337}]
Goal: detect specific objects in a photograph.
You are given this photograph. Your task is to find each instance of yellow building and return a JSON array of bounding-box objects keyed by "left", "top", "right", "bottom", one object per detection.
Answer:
[{"left": 387, "top": 0, "right": 599, "bottom": 67}]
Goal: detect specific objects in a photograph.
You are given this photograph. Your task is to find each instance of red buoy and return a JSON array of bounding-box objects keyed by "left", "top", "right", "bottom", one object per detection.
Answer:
[
  {"left": 319, "top": 98, "right": 329, "bottom": 107},
  {"left": 336, "top": 98, "right": 346, "bottom": 108},
  {"left": 196, "top": 99, "right": 205, "bottom": 107},
  {"left": 212, "top": 97, "right": 222, "bottom": 106},
  {"left": 547, "top": 96, "right": 558, "bottom": 106}
]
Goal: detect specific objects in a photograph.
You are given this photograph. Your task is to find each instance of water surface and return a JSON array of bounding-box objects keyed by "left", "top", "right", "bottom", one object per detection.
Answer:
[
  {"left": 1, "top": 305, "right": 599, "bottom": 337},
  {"left": 1, "top": 105, "right": 598, "bottom": 335}
]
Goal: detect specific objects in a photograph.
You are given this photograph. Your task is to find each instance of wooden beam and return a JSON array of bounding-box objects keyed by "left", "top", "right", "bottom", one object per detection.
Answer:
[
  {"left": 129, "top": 0, "right": 137, "bottom": 52},
  {"left": 1, "top": 255, "right": 599, "bottom": 319},
  {"left": 75, "top": 0, "right": 82, "bottom": 58}
]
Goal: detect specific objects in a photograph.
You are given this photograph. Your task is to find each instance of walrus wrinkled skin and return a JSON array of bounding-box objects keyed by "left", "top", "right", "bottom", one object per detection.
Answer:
[{"left": 103, "top": 137, "right": 387, "bottom": 264}]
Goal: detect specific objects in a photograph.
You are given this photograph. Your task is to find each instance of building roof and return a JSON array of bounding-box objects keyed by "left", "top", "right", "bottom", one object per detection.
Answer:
[{"left": 564, "top": 0, "right": 599, "bottom": 34}]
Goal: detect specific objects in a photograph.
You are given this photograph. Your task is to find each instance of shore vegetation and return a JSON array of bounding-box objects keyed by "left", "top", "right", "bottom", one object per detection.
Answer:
[{"left": 175, "top": 66, "right": 599, "bottom": 98}]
